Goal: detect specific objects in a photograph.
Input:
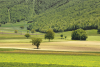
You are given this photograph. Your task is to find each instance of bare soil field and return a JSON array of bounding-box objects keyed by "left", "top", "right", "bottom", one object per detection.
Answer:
[{"left": 0, "top": 41, "right": 100, "bottom": 52}]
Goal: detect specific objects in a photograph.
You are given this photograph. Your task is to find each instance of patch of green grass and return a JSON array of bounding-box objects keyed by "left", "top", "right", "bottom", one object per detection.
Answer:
[
  {"left": 87, "top": 36, "right": 100, "bottom": 41},
  {"left": 0, "top": 62, "right": 84, "bottom": 67},
  {"left": 0, "top": 33, "right": 44, "bottom": 39},
  {"left": 0, "top": 48, "right": 15, "bottom": 51},
  {"left": 0, "top": 29, "right": 100, "bottom": 42},
  {"left": 86, "top": 29, "right": 100, "bottom": 36},
  {"left": 0, "top": 53, "right": 100, "bottom": 67},
  {"left": 0, "top": 21, "right": 29, "bottom": 33}
]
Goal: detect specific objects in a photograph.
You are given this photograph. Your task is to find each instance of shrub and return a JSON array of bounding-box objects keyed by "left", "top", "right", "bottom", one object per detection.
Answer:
[
  {"left": 60, "top": 34, "right": 63, "bottom": 39},
  {"left": 65, "top": 36, "right": 67, "bottom": 39},
  {"left": 20, "top": 26, "right": 24, "bottom": 29},
  {"left": 31, "top": 29, "right": 36, "bottom": 33},
  {"left": 71, "top": 29, "right": 88, "bottom": 40},
  {"left": 32, "top": 38, "right": 42, "bottom": 49},
  {"left": 14, "top": 30, "right": 18, "bottom": 33},
  {"left": 25, "top": 33, "right": 30, "bottom": 39}
]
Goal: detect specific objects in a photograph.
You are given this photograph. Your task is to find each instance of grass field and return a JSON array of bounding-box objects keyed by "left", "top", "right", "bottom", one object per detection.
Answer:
[
  {"left": 0, "top": 52, "right": 100, "bottom": 67},
  {"left": 0, "top": 62, "right": 81, "bottom": 67},
  {"left": 0, "top": 29, "right": 100, "bottom": 43},
  {"left": 0, "top": 22, "right": 28, "bottom": 33}
]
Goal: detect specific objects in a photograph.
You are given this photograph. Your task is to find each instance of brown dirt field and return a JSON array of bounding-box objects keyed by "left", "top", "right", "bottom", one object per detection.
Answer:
[{"left": 0, "top": 41, "right": 100, "bottom": 52}]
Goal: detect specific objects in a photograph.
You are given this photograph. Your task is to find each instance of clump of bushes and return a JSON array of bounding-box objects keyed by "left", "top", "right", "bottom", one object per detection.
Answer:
[
  {"left": 20, "top": 26, "right": 24, "bottom": 29},
  {"left": 25, "top": 33, "right": 30, "bottom": 39},
  {"left": 31, "top": 29, "right": 36, "bottom": 33},
  {"left": 71, "top": 29, "right": 88, "bottom": 40}
]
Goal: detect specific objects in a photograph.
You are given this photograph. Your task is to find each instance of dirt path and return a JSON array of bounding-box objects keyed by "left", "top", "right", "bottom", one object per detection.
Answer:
[{"left": 0, "top": 41, "right": 100, "bottom": 52}]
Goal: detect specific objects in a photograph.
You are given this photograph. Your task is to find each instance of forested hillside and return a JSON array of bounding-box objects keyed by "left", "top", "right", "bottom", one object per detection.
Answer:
[
  {"left": 0, "top": 0, "right": 35, "bottom": 24},
  {"left": 0, "top": 0, "right": 100, "bottom": 33},
  {"left": 28, "top": 0, "right": 100, "bottom": 32}
]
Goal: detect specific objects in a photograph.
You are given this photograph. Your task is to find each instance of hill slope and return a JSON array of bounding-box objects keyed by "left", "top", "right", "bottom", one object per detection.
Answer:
[
  {"left": 0, "top": 0, "right": 35, "bottom": 23},
  {"left": 27, "top": 0, "right": 100, "bottom": 32},
  {"left": 0, "top": 0, "right": 100, "bottom": 33}
]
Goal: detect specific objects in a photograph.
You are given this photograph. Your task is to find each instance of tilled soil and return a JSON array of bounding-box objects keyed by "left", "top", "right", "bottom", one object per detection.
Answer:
[{"left": 0, "top": 41, "right": 100, "bottom": 52}]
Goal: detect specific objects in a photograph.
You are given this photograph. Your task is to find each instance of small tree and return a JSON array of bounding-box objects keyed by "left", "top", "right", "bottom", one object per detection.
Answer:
[
  {"left": 45, "top": 29, "right": 55, "bottom": 41},
  {"left": 71, "top": 29, "right": 88, "bottom": 40},
  {"left": 25, "top": 33, "right": 30, "bottom": 39},
  {"left": 60, "top": 34, "right": 63, "bottom": 39},
  {"left": 20, "top": 26, "right": 24, "bottom": 29},
  {"left": 31, "top": 29, "right": 36, "bottom": 34},
  {"left": 14, "top": 30, "right": 18, "bottom": 33},
  {"left": 20, "top": 26, "right": 24, "bottom": 34},
  {"left": 32, "top": 38, "right": 42, "bottom": 49},
  {"left": 65, "top": 36, "right": 67, "bottom": 39}
]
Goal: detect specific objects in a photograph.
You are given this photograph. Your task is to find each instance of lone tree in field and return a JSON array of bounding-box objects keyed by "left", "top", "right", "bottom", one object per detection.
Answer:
[
  {"left": 25, "top": 33, "right": 30, "bottom": 39},
  {"left": 32, "top": 38, "right": 42, "bottom": 49},
  {"left": 45, "top": 29, "right": 55, "bottom": 41},
  {"left": 60, "top": 34, "right": 63, "bottom": 39},
  {"left": 71, "top": 29, "right": 88, "bottom": 40}
]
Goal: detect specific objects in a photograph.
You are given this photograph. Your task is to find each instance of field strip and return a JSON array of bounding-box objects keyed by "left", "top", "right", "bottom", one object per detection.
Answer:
[
  {"left": 0, "top": 47, "right": 100, "bottom": 56},
  {"left": 0, "top": 47, "right": 100, "bottom": 52},
  {"left": 0, "top": 41, "right": 100, "bottom": 52}
]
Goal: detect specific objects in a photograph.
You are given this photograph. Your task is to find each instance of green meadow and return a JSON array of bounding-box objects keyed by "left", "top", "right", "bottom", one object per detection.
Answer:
[
  {"left": 0, "top": 62, "right": 82, "bottom": 67},
  {"left": 0, "top": 53, "right": 100, "bottom": 67},
  {"left": 0, "top": 28, "right": 100, "bottom": 43}
]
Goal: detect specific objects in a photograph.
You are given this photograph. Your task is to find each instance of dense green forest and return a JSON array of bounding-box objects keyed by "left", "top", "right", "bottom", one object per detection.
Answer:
[
  {"left": 0, "top": 0, "right": 100, "bottom": 32},
  {"left": 0, "top": 0, "right": 35, "bottom": 24}
]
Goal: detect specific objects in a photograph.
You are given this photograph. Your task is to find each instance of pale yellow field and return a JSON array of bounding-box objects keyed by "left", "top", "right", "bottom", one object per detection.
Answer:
[{"left": 0, "top": 41, "right": 100, "bottom": 52}]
